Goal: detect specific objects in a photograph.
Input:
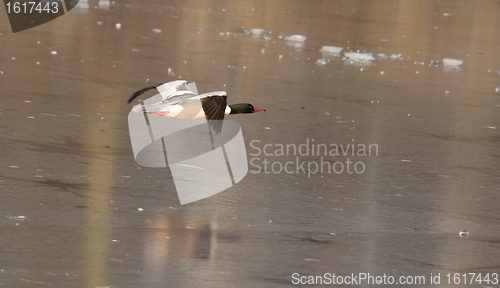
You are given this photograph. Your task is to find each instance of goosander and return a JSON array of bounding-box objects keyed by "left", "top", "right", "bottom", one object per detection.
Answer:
[{"left": 128, "top": 80, "right": 265, "bottom": 133}]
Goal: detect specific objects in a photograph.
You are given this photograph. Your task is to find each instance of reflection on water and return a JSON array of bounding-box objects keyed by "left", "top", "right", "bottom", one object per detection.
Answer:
[{"left": 0, "top": 0, "right": 499, "bottom": 287}]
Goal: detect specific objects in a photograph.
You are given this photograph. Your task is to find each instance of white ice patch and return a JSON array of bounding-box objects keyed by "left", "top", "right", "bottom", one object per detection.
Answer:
[
  {"left": 284, "top": 34, "right": 306, "bottom": 42},
  {"left": 249, "top": 28, "right": 265, "bottom": 35},
  {"left": 320, "top": 46, "right": 343, "bottom": 54},
  {"left": 443, "top": 58, "right": 463, "bottom": 71},
  {"left": 316, "top": 58, "right": 327, "bottom": 66},
  {"left": 442, "top": 58, "right": 463, "bottom": 67},
  {"left": 344, "top": 52, "right": 375, "bottom": 62},
  {"left": 377, "top": 53, "right": 388, "bottom": 60},
  {"left": 390, "top": 54, "right": 403, "bottom": 60}
]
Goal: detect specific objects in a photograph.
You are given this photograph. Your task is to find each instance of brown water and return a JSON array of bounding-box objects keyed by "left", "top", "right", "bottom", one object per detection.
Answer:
[{"left": 0, "top": 0, "right": 499, "bottom": 287}]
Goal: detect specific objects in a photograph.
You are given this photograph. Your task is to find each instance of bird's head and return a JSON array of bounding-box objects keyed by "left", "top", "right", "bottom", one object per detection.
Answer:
[{"left": 229, "top": 103, "right": 266, "bottom": 114}]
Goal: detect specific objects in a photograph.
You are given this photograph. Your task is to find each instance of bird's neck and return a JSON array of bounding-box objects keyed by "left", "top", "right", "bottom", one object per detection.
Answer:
[{"left": 228, "top": 104, "right": 248, "bottom": 114}]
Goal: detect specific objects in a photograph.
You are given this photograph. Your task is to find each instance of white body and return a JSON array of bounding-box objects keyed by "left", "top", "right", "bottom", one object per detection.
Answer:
[{"left": 132, "top": 81, "right": 230, "bottom": 120}]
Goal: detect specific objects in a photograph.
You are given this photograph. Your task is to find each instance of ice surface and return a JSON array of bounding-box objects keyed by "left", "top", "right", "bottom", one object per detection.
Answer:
[
  {"left": 320, "top": 46, "right": 343, "bottom": 53},
  {"left": 442, "top": 58, "right": 463, "bottom": 67},
  {"left": 344, "top": 52, "right": 375, "bottom": 61}
]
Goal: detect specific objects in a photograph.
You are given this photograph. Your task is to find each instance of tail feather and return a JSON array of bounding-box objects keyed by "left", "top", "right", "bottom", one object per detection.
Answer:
[{"left": 127, "top": 85, "right": 159, "bottom": 104}]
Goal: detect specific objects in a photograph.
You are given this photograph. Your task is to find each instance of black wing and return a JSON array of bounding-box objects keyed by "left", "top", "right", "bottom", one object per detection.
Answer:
[
  {"left": 201, "top": 95, "right": 228, "bottom": 134},
  {"left": 127, "top": 84, "right": 161, "bottom": 104}
]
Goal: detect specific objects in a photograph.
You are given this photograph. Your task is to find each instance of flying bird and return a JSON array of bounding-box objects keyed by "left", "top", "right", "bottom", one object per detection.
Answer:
[{"left": 128, "top": 80, "right": 265, "bottom": 133}]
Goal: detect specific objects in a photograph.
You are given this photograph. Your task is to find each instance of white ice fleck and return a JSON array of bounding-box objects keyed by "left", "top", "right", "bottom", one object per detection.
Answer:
[
  {"left": 51, "top": 51, "right": 57, "bottom": 55},
  {"left": 249, "top": 28, "right": 265, "bottom": 35},
  {"left": 443, "top": 12, "right": 452, "bottom": 16},
  {"left": 96, "top": 21, "right": 103, "bottom": 26},
  {"left": 265, "top": 126, "right": 271, "bottom": 130},
  {"left": 377, "top": 53, "right": 388, "bottom": 60},
  {"left": 380, "top": 71, "right": 385, "bottom": 75},
  {"left": 389, "top": 53, "right": 403, "bottom": 60},
  {"left": 284, "top": 34, "right": 306, "bottom": 42},
  {"left": 344, "top": 52, "right": 375, "bottom": 62},
  {"left": 445, "top": 89, "right": 450, "bottom": 96},
  {"left": 152, "top": 28, "right": 162, "bottom": 34},
  {"left": 168, "top": 68, "right": 174, "bottom": 75},
  {"left": 496, "top": 87, "right": 500, "bottom": 93},
  {"left": 278, "top": 54, "right": 284, "bottom": 60},
  {"left": 443, "top": 58, "right": 463, "bottom": 67},
  {"left": 459, "top": 230, "right": 469, "bottom": 236},
  {"left": 115, "top": 23, "right": 121, "bottom": 30},
  {"left": 137, "top": 208, "right": 143, "bottom": 211},
  {"left": 315, "top": 58, "right": 327, "bottom": 66},
  {"left": 320, "top": 46, "right": 343, "bottom": 54}
]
